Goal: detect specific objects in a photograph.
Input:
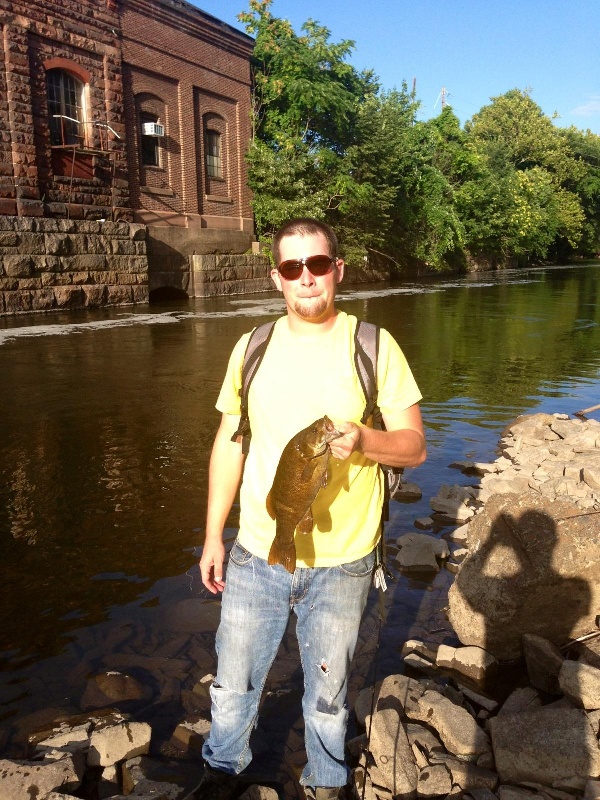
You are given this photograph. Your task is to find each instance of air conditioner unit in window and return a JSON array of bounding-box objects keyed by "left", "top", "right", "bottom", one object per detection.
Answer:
[{"left": 142, "top": 122, "right": 164, "bottom": 137}]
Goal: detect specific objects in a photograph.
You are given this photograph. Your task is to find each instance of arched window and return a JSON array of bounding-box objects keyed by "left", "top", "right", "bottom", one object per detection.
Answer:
[
  {"left": 140, "top": 112, "right": 161, "bottom": 167},
  {"left": 46, "top": 68, "right": 85, "bottom": 146},
  {"left": 205, "top": 130, "right": 222, "bottom": 179}
]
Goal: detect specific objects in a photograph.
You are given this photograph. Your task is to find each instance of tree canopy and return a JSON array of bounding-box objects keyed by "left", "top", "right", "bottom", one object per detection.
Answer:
[{"left": 240, "top": 2, "right": 600, "bottom": 271}]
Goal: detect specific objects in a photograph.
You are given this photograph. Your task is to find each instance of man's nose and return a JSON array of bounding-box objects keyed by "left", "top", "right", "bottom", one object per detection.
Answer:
[{"left": 300, "top": 265, "right": 315, "bottom": 283}]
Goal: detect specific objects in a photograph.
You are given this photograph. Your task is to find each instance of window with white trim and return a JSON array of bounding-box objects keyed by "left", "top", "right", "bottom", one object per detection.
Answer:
[{"left": 46, "top": 69, "right": 85, "bottom": 146}]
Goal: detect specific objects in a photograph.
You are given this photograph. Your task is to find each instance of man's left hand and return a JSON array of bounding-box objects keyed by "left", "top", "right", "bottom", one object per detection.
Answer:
[{"left": 329, "top": 421, "right": 362, "bottom": 460}]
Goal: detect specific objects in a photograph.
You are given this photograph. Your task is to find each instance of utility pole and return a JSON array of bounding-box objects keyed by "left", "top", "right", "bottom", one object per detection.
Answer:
[{"left": 441, "top": 86, "right": 447, "bottom": 109}]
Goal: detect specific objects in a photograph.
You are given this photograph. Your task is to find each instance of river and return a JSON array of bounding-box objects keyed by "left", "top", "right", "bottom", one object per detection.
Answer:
[{"left": 1, "top": 262, "right": 600, "bottom": 754}]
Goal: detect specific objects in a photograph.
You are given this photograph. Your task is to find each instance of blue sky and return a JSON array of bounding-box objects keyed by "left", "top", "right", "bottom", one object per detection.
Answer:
[{"left": 189, "top": 0, "right": 600, "bottom": 134}]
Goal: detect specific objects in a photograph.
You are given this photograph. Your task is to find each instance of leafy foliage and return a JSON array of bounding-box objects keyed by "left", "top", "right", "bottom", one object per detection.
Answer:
[{"left": 239, "top": 5, "right": 599, "bottom": 271}]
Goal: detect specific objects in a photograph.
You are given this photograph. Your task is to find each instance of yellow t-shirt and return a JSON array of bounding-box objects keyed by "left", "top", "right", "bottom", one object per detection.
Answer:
[{"left": 216, "top": 311, "right": 422, "bottom": 567}]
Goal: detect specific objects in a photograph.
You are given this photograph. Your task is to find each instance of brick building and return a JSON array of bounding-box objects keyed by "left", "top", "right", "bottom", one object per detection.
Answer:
[
  {"left": 1, "top": 0, "right": 128, "bottom": 219},
  {"left": 0, "top": 0, "right": 254, "bottom": 233},
  {"left": 122, "top": 0, "right": 254, "bottom": 235}
]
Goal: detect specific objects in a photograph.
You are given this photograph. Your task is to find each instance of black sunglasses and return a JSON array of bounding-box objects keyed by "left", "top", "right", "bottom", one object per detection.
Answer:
[{"left": 277, "top": 255, "right": 336, "bottom": 281}]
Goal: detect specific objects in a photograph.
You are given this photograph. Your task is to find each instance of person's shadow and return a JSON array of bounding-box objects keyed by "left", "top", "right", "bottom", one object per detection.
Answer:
[{"left": 450, "top": 503, "right": 591, "bottom": 666}]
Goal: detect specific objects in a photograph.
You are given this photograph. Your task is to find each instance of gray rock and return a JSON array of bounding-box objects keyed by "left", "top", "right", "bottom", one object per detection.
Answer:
[
  {"left": 429, "top": 754, "right": 498, "bottom": 790},
  {"left": 585, "top": 779, "right": 600, "bottom": 800},
  {"left": 522, "top": 633, "right": 564, "bottom": 695},
  {"left": 81, "top": 670, "right": 152, "bottom": 710},
  {"left": 169, "top": 715, "right": 211, "bottom": 756},
  {"left": 417, "top": 763, "right": 452, "bottom": 796},
  {"left": 395, "top": 482, "right": 423, "bottom": 501},
  {"left": 559, "top": 660, "right": 600, "bottom": 709},
  {"left": 497, "top": 687, "right": 542, "bottom": 716},
  {"left": 239, "top": 787, "right": 280, "bottom": 800},
  {"left": 88, "top": 720, "right": 151, "bottom": 767},
  {"left": 396, "top": 533, "right": 440, "bottom": 572},
  {"left": 407, "top": 690, "right": 491, "bottom": 758},
  {"left": 490, "top": 707, "right": 600, "bottom": 784},
  {"left": 430, "top": 484, "right": 476, "bottom": 523},
  {"left": 497, "top": 788, "right": 539, "bottom": 800},
  {"left": 368, "top": 706, "right": 418, "bottom": 795},
  {"left": 448, "top": 493, "right": 600, "bottom": 660},
  {"left": 0, "top": 754, "right": 84, "bottom": 798}
]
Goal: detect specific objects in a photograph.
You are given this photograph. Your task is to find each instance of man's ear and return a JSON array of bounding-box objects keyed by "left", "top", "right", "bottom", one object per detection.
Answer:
[
  {"left": 335, "top": 259, "right": 345, "bottom": 284},
  {"left": 271, "top": 268, "right": 282, "bottom": 291}
]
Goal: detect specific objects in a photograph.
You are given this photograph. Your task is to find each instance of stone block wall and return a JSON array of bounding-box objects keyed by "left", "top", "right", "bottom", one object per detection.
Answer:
[
  {"left": 0, "top": 217, "right": 148, "bottom": 315},
  {"left": 189, "top": 254, "right": 272, "bottom": 297}
]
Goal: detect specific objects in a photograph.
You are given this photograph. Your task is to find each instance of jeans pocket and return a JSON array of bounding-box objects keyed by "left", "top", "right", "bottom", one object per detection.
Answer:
[
  {"left": 338, "top": 548, "right": 376, "bottom": 577},
  {"left": 229, "top": 539, "right": 254, "bottom": 567}
]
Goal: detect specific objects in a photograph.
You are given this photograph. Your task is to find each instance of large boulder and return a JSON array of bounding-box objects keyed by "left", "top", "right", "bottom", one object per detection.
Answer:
[{"left": 448, "top": 493, "right": 599, "bottom": 660}]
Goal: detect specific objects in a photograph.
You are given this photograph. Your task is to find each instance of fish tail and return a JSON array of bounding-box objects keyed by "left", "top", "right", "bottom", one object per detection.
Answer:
[{"left": 268, "top": 538, "right": 296, "bottom": 574}]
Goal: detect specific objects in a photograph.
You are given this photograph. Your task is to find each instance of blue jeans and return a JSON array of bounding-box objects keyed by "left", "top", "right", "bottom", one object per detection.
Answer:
[{"left": 202, "top": 540, "right": 375, "bottom": 789}]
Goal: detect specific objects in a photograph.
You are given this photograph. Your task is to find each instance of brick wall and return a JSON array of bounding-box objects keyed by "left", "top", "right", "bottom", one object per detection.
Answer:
[
  {"left": 0, "top": 0, "right": 129, "bottom": 220},
  {"left": 122, "top": 0, "right": 254, "bottom": 232}
]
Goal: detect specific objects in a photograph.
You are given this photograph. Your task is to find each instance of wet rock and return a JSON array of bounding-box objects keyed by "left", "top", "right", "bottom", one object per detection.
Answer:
[
  {"left": 81, "top": 670, "right": 152, "bottom": 710},
  {"left": 396, "top": 533, "right": 447, "bottom": 573},
  {"left": 396, "top": 533, "right": 439, "bottom": 572},
  {"left": 430, "top": 484, "right": 477, "bottom": 523},
  {"left": 414, "top": 516, "right": 434, "bottom": 530},
  {"left": 394, "top": 482, "right": 423, "bottom": 501},
  {"left": 448, "top": 492, "right": 600, "bottom": 660},
  {"left": 489, "top": 707, "right": 600, "bottom": 784}
]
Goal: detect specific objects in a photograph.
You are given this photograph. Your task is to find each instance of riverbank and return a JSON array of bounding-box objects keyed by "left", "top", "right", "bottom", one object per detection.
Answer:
[{"left": 3, "top": 411, "right": 599, "bottom": 799}]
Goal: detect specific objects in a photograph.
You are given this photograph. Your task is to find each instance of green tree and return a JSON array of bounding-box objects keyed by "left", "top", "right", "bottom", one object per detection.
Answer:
[
  {"left": 459, "top": 89, "right": 586, "bottom": 264},
  {"left": 239, "top": 0, "right": 377, "bottom": 240}
]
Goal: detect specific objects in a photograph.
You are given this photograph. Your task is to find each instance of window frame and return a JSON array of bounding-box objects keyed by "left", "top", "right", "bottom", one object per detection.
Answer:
[
  {"left": 46, "top": 68, "right": 86, "bottom": 148},
  {"left": 205, "top": 129, "right": 223, "bottom": 180},
  {"left": 139, "top": 112, "right": 161, "bottom": 168}
]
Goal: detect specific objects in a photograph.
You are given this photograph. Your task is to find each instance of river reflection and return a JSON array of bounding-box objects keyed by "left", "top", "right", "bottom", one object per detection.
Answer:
[{"left": 1, "top": 263, "right": 600, "bottom": 738}]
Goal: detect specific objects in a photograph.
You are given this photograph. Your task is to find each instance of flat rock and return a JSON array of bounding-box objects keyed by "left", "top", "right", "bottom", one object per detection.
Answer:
[
  {"left": 559, "top": 660, "right": 600, "bottom": 709},
  {"left": 88, "top": 720, "right": 151, "bottom": 767},
  {"left": 0, "top": 754, "right": 83, "bottom": 798},
  {"left": 490, "top": 707, "right": 600, "bottom": 784},
  {"left": 406, "top": 689, "right": 491, "bottom": 758}
]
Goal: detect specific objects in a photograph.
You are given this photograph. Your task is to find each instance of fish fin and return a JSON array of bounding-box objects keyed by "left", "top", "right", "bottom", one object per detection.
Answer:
[
  {"left": 297, "top": 508, "right": 313, "bottom": 534},
  {"left": 321, "top": 466, "right": 328, "bottom": 488},
  {"left": 268, "top": 538, "right": 296, "bottom": 573},
  {"left": 266, "top": 490, "right": 275, "bottom": 519},
  {"left": 300, "top": 460, "right": 316, "bottom": 481}
]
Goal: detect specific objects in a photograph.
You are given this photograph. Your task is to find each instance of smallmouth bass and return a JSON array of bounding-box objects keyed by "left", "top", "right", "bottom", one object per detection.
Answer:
[{"left": 266, "top": 416, "right": 342, "bottom": 574}]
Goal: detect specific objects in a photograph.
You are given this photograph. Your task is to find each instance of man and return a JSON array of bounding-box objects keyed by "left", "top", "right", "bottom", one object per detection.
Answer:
[{"left": 194, "top": 218, "right": 426, "bottom": 800}]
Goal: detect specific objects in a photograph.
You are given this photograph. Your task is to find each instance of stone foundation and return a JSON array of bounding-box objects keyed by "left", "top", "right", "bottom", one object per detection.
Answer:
[
  {"left": 0, "top": 217, "right": 149, "bottom": 315},
  {"left": 189, "top": 253, "right": 273, "bottom": 297}
]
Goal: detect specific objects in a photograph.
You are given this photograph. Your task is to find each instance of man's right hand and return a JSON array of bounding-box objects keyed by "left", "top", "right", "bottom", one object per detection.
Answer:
[{"left": 200, "top": 540, "right": 226, "bottom": 594}]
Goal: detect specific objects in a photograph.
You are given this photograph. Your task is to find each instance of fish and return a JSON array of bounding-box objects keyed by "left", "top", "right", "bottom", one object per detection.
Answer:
[{"left": 266, "top": 415, "right": 342, "bottom": 574}]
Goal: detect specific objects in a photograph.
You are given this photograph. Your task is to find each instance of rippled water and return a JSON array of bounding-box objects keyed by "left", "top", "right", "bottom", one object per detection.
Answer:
[{"left": 1, "top": 262, "right": 600, "bottom": 739}]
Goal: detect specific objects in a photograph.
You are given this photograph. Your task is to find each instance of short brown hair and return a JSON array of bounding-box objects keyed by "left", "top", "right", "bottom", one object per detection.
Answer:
[{"left": 272, "top": 218, "right": 338, "bottom": 264}]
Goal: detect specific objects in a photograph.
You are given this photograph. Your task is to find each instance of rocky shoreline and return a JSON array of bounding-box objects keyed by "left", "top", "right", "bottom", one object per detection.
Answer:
[{"left": 2, "top": 412, "right": 600, "bottom": 799}]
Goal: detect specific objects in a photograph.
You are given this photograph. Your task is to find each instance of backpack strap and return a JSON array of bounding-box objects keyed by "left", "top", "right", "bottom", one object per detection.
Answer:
[
  {"left": 231, "top": 320, "right": 276, "bottom": 454},
  {"left": 354, "top": 320, "right": 380, "bottom": 425}
]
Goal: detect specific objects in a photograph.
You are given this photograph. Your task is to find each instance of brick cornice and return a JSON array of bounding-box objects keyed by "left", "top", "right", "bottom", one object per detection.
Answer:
[{"left": 122, "top": 0, "right": 254, "bottom": 60}]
